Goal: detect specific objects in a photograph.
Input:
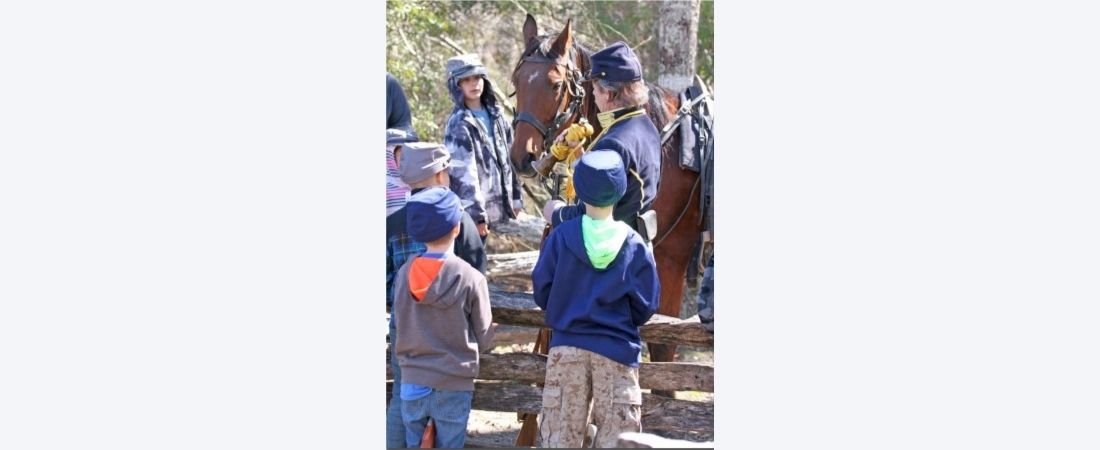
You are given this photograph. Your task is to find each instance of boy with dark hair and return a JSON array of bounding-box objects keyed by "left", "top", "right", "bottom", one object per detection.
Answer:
[
  {"left": 532, "top": 151, "right": 661, "bottom": 448},
  {"left": 392, "top": 187, "right": 495, "bottom": 448},
  {"left": 443, "top": 53, "right": 523, "bottom": 240}
]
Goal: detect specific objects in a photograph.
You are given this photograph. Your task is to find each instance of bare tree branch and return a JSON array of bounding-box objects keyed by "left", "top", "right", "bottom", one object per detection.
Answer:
[{"left": 397, "top": 26, "right": 417, "bottom": 57}]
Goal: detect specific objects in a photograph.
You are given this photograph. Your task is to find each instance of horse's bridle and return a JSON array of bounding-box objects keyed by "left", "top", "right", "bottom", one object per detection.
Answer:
[{"left": 511, "top": 44, "right": 587, "bottom": 158}]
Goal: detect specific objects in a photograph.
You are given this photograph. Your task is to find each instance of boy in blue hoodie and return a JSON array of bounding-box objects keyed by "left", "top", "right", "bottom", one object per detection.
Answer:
[{"left": 531, "top": 151, "right": 661, "bottom": 448}]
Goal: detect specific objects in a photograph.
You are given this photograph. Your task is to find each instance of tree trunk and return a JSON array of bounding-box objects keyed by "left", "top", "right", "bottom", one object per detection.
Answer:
[{"left": 657, "top": 0, "right": 701, "bottom": 92}]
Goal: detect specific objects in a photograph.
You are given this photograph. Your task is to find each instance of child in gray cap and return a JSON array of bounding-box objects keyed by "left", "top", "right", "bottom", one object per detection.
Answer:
[{"left": 442, "top": 53, "right": 524, "bottom": 241}]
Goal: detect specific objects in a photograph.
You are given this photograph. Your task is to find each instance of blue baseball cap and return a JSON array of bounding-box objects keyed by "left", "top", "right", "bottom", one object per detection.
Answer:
[
  {"left": 406, "top": 187, "right": 464, "bottom": 243},
  {"left": 572, "top": 150, "right": 627, "bottom": 207},
  {"left": 585, "top": 41, "right": 643, "bottom": 83}
]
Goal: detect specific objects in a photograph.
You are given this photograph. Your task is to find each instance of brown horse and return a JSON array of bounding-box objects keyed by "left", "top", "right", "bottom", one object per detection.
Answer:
[{"left": 509, "top": 15, "right": 704, "bottom": 369}]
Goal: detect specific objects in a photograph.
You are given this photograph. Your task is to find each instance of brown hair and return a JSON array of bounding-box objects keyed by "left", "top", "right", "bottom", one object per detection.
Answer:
[{"left": 596, "top": 79, "right": 649, "bottom": 109}]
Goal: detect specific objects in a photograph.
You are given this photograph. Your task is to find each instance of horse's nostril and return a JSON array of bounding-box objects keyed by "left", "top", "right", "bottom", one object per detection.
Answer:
[{"left": 515, "top": 154, "right": 539, "bottom": 179}]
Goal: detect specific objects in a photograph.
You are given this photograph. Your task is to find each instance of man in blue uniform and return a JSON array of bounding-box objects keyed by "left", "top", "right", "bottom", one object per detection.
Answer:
[{"left": 543, "top": 42, "right": 662, "bottom": 240}]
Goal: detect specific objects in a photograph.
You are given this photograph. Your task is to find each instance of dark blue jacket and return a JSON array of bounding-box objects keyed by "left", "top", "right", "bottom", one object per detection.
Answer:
[
  {"left": 386, "top": 73, "right": 417, "bottom": 139},
  {"left": 531, "top": 217, "right": 661, "bottom": 367},
  {"left": 552, "top": 112, "right": 662, "bottom": 229}
]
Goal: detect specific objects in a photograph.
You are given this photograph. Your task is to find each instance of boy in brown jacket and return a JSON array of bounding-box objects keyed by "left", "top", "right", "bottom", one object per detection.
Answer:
[{"left": 392, "top": 187, "right": 495, "bottom": 448}]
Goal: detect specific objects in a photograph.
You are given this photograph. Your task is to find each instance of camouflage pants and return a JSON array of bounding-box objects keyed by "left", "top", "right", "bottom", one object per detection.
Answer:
[{"left": 538, "top": 346, "right": 642, "bottom": 448}]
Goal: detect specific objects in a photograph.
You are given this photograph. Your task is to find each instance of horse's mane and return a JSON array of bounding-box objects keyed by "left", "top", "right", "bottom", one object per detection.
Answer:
[{"left": 645, "top": 83, "right": 672, "bottom": 129}]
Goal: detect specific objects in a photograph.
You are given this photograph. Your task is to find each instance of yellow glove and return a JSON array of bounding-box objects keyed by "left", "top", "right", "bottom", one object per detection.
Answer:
[
  {"left": 550, "top": 121, "right": 594, "bottom": 203},
  {"left": 551, "top": 122, "right": 594, "bottom": 160}
]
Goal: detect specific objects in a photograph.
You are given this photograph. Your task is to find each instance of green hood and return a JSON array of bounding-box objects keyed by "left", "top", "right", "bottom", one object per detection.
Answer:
[{"left": 581, "top": 215, "right": 632, "bottom": 269}]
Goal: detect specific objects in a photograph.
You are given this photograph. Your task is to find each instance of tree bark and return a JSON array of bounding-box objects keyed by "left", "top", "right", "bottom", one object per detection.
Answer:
[{"left": 657, "top": 0, "right": 701, "bottom": 92}]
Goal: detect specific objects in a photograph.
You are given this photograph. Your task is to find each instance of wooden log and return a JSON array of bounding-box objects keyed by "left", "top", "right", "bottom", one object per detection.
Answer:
[
  {"left": 484, "top": 325, "right": 539, "bottom": 348},
  {"left": 484, "top": 275, "right": 532, "bottom": 293},
  {"left": 488, "top": 287, "right": 714, "bottom": 347},
  {"left": 488, "top": 217, "right": 546, "bottom": 245},
  {"left": 639, "top": 393, "right": 715, "bottom": 433},
  {"left": 638, "top": 361, "right": 714, "bottom": 393},
  {"left": 487, "top": 286, "right": 544, "bottom": 327},
  {"left": 390, "top": 353, "right": 712, "bottom": 393},
  {"left": 486, "top": 251, "right": 540, "bottom": 278},
  {"left": 638, "top": 314, "right": 713, "bottom": 348},
  {"left": 477, "top": 353, "right": 713, "bottom": 392}
]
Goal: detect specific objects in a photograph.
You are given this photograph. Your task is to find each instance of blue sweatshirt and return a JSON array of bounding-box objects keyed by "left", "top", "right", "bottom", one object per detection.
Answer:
[{"left": 531, "top": 217, "right": 661, "bottom": 367}]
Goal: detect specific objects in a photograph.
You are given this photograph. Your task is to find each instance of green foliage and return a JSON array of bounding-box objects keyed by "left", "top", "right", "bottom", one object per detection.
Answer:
[
  {"left": 386, "top": 0, "right": 714, "bottom": 143},
  {"left": 698, "top": 0, "right": 714, "bottom": 88},
  {"left": 386, "top": 0, "right": 457, "bottom": 142}
]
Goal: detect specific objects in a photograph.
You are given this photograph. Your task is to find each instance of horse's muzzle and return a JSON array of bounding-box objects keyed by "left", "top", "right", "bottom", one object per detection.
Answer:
[{"left": 515, "top": 154, "right": 539, "bottom": 179}]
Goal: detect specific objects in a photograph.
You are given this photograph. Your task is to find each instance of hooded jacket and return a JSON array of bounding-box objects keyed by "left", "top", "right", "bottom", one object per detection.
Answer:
[
  {"left": 531, "top": 216, "right": 660, "bottom": 367},
  {"left": 393, "top": 255, "right": 494, "bottom": 391},
  {"left": 443, "top": 74, "right": 523, "bottom": 225},
  {"left": 385, "top": 187, "right": 486, "bottom": 309}
]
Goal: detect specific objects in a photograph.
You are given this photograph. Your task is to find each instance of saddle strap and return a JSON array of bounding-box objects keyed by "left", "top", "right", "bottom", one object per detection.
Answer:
[{"left": 659, "top": 91, "right": 713, "bottom": 145}]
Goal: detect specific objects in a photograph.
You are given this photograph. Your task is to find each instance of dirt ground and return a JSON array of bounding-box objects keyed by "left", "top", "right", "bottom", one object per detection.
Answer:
[{"left": 465, "top": 410, "right": 526, "bottom": 448}]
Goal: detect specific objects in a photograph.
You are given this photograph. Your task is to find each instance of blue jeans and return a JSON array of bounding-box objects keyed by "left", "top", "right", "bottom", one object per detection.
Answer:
[
  {"left": 697, "top": 254, "right": 714, "bottom": 328},
  {"left": 387, "top": 317, "right": 406, "bottom": 448},
  {"left": 402, "top": 390, "right": 473, "bottom": 449}
]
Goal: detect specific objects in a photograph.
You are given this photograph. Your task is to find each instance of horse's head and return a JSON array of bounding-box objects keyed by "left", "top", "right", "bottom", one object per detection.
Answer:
[{"left": 509, "top": 14, "right": 590, "bottom": 178}]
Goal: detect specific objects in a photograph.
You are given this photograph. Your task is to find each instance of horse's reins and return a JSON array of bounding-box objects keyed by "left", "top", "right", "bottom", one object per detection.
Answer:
[{"left": 511, "top": 43, "right": 587, "bottom": 162}]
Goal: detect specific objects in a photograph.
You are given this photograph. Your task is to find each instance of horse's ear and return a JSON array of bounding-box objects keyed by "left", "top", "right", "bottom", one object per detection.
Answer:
[
  {"left": 523, "top": 14, "right": 538, "bottom": 47},
  {"left": 550, "top": 19, "right": 572, "bottom": 58}
]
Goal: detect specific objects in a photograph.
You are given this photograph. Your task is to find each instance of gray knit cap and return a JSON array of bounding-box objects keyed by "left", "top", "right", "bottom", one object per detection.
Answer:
[{"left": 446, "top": 53, "right": 488, "bottom": 81}]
